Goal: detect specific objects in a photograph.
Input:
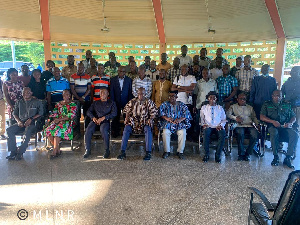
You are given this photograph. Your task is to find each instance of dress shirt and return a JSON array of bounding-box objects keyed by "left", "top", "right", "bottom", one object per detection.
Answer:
[
  {"left": 227, "top": 103, "right": 259, "bottom": 127},
  {"left": 13, "top": 98, "right": 44, "bottom": 122},
  {"left": 199, "top": 57, "right": 211, "bottom": 68},
  {"left": 167, "top": 67, "right": 181, "bottom": 83},
  {"left": 177, "top": 55, "right": 193, "bottom": 67},
  {"left": 194, "top": 78, "right": 217, "bottom": 109},
  {"left": 200, "top": 104, "right": 227, "bottom": 128},
  {"left": 132, "top": 77, "right": 152, "bottom": 99},
  {"left": 210, "top": 57, "right": 229, "bottom": 69},
  {"left": 118, "top": 77, "right": 125, "bottom": 91},
  {"left": 216, "top": 75, "right": 238, "bottom": 100},
  {"left": 173, "top": 75, "right": 196, "bottom": 105},
  {"left": 235, "top": 67, "right": 259, "bottom": 92},
  {"left": 86, "top": 99, "right": 117, "bottom": 121}
]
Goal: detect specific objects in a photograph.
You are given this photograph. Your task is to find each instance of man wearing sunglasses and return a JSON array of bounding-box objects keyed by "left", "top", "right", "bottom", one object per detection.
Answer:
[{"left": 227, "top": 92, "right": 259, "bottom": 161}]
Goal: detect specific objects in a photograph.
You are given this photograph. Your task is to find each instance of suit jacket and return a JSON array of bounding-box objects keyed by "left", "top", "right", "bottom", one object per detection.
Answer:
[{"left": 110, "top": 76, "right": 133, "bottom": 108}]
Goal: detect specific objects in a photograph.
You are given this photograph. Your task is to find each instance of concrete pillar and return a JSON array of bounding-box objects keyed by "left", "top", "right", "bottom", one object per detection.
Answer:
[
  {"left": 159, "top": 43, "right": 166, "bottom": 60},
  {"left": 274, "top": 37, "right": 286, "bottom": 88},
  {"left": 43, "top": 39, "right": 51, "bottom": 64}
]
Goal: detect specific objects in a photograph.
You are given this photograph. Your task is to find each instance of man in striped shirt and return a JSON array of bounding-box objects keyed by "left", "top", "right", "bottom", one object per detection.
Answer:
[
  {"left": 132, "top": 65, "right": 152, "bottom": 99},
  {"left": 235, "top": 55, "right": 259, "bottom": 99},
  {"left": 70, "top": 62, "right": 91, "bottom": 136},
  {"left": 91, "top": 64, "right": 110, "bottom": 102},
  {"left": 46, "top": 67, "right": 70, "bottom": 110}
]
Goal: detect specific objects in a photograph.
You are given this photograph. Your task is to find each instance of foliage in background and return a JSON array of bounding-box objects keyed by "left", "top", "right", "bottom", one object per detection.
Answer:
[
  {"left": 0, "top": 40, "right": 299, "bottom": 69},
  {"left": 285, "top": 40, "right": 300, "bottom": 68},
  {"left": 0, "top": 40, "right": 44, "bottom": 68}
]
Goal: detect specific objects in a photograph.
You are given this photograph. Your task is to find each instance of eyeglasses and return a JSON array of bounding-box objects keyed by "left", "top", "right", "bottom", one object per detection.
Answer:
[{"left": 238, "top": 98, "right": 246, "bottom": 100}]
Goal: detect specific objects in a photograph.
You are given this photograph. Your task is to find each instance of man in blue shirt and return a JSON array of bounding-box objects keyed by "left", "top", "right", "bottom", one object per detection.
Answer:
[
  {"left": 250, "top": 64, "right": 277, "bottom": 118},
  {"left": 216, "top": 64, "right": 238, "bottom": 110},
  {"left": 159, "top": 90, "right": 192, "bottom": 159},
  {"left": 282, "top": 66, "right": 300, "bottom": 130},
  {"left": 46, "top": 67, "right": 70, "bottom": 110}
]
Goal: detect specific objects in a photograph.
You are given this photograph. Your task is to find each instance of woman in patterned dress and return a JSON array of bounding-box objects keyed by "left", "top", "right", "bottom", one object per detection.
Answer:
[
  {"left": 44, "top": 90, "right": 77, "bottom": 158},
  {"left": 3, "top": 68, "right": 24, "bottom": 125}
]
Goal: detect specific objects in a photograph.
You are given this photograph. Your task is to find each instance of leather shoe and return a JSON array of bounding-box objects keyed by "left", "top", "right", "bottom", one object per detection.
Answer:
[
  {"left": 202, "top": 155, "right": 209, "bottom": 162},
  {"left": 271, "top": 155, "right": 279, "bottom": 166},
  {"left": 103, "top": 151, "right": 110, "bottom": 159},
  {"left": 238, "top": 155, "right": 244, "bottom": 161},
  {"left": 6, "top": 153, "right": 16, "bottom": 160},
  {"left": 15, "top": 153, "right": 23, "bottom": 161},
  {"left": 244, "top": 154, "right": 250, "bottom": 161},
  {"left": 83, "top": 150, "right": 91, "bottom": 158},
  {"left": 117, "top": 152, "right": 126, "bottom": 160},
  {"left": 215, "top": 158, "right": 221, "bottom": 163},
  {"left": 162, "top": 152, "right": 170, "bottom": 159},
  {"left": 283, "top": 157, "right": 295, "bottom": 169},
  {"left": 143, "top": 152, "right": 151, "bottom": 161},
  {"left": 178, "top": 153, "right": 185, "bottom": 160}
]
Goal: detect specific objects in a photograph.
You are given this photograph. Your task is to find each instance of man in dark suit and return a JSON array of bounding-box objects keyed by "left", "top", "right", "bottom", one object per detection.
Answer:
[{"left": 110, "top": 66, "right": 133, "bottom": 137}]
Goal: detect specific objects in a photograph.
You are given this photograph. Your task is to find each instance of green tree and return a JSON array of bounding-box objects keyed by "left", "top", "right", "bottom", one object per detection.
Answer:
[{"left": 285, "top": 40, "right": 300, "bottom": 68}]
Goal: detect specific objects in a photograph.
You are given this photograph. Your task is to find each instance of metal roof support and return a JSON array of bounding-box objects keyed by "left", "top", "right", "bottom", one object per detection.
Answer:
[
  {"left": 152, "top": 0, "right": 166, "bottom": 55},
  {"left": 265, "top": 0, "right": 286, "bottom": 87},
  {"left": 39, "top": 0, "right": 51, "bottom": 63}
]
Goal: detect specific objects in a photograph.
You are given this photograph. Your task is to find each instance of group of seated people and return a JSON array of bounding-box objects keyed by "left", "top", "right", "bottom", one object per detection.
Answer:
[{"left": 2, "top": 46, "right": 299, "bottom": 169}]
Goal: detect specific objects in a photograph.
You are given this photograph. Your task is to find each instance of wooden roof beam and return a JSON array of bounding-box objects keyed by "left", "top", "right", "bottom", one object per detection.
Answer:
[
  {"left": 152, "top": 0, "right": 166, "bottom": 53},
  {"left": 39, "top": 0, "right": 51, "bottom": 62},
  {"left": 265, "top": 0, "right": 285, "bottom": 38}
]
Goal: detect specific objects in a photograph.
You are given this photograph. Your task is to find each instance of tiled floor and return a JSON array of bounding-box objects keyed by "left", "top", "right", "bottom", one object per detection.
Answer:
[{"left": 0, "top": 136, "right": 299, "bottom": 225}]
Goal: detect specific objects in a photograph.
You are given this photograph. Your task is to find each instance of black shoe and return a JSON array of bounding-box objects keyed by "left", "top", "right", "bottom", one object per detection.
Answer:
[
  {"left": 215, "top": 158, "right": 221, "bottom": 163},
  {"left": 178, "top": 153, "right": 185, "bottom": 160},
  {"left": 103, "top": 151, "right": 110, "bottom": 159},
  {"left": 238, "top": 155, "right": 244, "bottom": 161},
  {"left": 6, "top": 153, "right": 16, "bottom": 160},
  {"left": 283, "top": 157, "right": 295, "bottom": 169},
  {"left": 162, "top": 152, "right": 170, "bottom": 159},
  {"left": 0, "top": 135, "right": 8, "bottom": 140},
  {"left": 244, "top": 154, "right": 250, "bottom": 161},
  {"left": 15, "top": 153, "right": 23, "bottom": 161},
  {"left": 83, "top": 150, "right": 91, "bottom": 158},
  {"left": 271, "top": 156, "right": 279, "bottom": 166},
  {"left": 143, "top": 152, "right": 151, "bottom": 161},
  {"left": 202, "top": 155, "right": 209, "bottom": 162},
  {"left": 117, "top": 152, "right": 126, "bottom": 160}
]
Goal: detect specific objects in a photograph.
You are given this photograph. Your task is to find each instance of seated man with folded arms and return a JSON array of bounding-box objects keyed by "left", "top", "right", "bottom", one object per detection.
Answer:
[
  {"left": 200, "top": 91, "right": 227, "bottom": 163},
  {"left": 227, "top": 92, "right": 259, "bottom": 161},
  {"left": 260, "top": 90, "right": 298, "bottom": 169},
  {"left": 117, "top": 87, "right": 158, "bottom": 161},
  {"left": 159, "top": 90, "right": 192, "bottom": 160},
  {"left": 6, "top": 87, "right": 44, "bottom": 160},
  {"left": 83, "top": 87, "right": 117, "bottom": 159}
]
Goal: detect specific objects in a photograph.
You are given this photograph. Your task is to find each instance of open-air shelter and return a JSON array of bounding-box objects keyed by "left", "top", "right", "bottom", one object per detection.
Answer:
[{"left": 1, "top": 0, "right": 300, "bottom": 87}]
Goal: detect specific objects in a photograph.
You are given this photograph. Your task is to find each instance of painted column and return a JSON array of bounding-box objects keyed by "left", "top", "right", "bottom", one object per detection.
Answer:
[{"left": 274, "top": 37, "right": 286, "bottom": 88}]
